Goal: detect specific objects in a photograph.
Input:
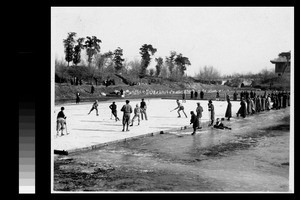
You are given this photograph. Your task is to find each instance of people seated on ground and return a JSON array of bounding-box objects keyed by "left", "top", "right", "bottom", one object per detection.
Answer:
[{"left": 213, "top": 118, "right": 232, "bottom": 130}]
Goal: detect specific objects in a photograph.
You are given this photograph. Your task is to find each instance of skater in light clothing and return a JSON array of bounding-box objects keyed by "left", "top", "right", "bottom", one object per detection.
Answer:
[
  {"left": 130, "top": 104, "right": 141, "bottom": 126},
  {"left": 56, "top": 107, "right": 67, "bottom": 136},
  {"left": 171, "top": 99, "right": 188, "bottom": 118}
]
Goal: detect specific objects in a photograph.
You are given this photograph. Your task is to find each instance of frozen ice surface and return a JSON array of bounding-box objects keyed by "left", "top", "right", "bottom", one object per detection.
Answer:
[{"left": 52, "top": 99, "right": 241, "bottom": 151}]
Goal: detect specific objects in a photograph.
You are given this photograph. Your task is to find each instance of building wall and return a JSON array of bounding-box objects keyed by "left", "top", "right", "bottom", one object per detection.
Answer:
[{"left": 275, "top": 63, "right": 290, "bottom": 75}]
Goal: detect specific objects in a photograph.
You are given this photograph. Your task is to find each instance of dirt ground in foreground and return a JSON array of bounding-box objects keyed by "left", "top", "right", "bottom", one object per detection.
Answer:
[{"left": 54, "top": 108, "right": 291, "bottom": 192}]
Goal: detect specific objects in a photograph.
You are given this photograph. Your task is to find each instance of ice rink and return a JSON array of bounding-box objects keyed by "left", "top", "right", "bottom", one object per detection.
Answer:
[{"left": 52, "top": 98, "right": 241, "bottom": 152}]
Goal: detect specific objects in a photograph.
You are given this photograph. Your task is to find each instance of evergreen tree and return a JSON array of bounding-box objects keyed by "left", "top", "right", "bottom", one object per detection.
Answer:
[
  {"left": 72, "top": 37, "right": 85, "bottom": 65},
  {"left": 113, "top": 47, "right": 125, "bottom": 72},
  {"left": 139, "top": 44, "right": 157, "bottom": 78},
  {"left": 63, "top": 32, "right": 76, "bottom": 67},
  {"left": 84, "top": 36, "right": 102, "bottom": 67},
  {"left": 174, "top": 53, "right": 191, "bottom": 76}
]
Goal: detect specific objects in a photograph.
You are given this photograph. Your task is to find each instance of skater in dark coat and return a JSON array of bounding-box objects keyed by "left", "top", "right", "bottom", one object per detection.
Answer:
[
  {"left": 88, "top": 100, "right": 99, "bottom": 116},
  {"left": 140, "top": 98, "right": 148, "bottom": 120},
  {"left": 121, "top": 100, "right": 133, "bottom": 131},
  {"left": 225, "top": 97, "right": 232, "bottom": 120},
  {"left": 109, "top": 102, "right": 120, "bottom": 121},
  {"left": 190, "top": 111, "right": 199, "bottom": 135}
]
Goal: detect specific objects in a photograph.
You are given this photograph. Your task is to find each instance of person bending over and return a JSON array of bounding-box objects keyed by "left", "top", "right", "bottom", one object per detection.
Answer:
[{"left": 171, "top": 99, "right": 187, "bottom": 118}]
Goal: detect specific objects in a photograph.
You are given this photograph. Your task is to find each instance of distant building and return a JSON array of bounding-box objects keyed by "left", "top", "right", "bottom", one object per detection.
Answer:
[{"left": 270, "top": 51, "right": 291, "bottom": 76}]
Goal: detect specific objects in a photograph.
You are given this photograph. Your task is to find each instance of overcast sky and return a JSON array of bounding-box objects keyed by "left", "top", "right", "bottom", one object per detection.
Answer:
[{"left": 51, "top": 7, "right": 294, "bottom": 76}]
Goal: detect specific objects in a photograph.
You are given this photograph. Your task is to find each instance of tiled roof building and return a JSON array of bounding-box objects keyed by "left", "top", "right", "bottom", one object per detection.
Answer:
[{"left": 270, "top": 51, "right": 291, "bottom": 76}]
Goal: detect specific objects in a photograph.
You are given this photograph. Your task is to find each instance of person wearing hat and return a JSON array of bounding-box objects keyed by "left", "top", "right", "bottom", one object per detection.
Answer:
[
  {"left": 130, "top": 104, "right": 141, "bottom": 126},
  {"left": 109, "top": 102, "right": 120, "bottom": 121},
  {"left": 208, "top": 99, "right": 215, "bottom": 126},
  {"left": 56, "top": 107, "right": 67, "bottom": 136},
  {"left": 88, "top": 100, "right": 99, "bottom": 116},
  {"left": 121, "top": 100, "right": 133, "bottom": 131}
]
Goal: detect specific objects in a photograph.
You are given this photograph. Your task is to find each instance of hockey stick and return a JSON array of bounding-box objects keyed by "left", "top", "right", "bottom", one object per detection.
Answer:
[{"left": 65, "top": 120, "right": 70, "bottom": 135}]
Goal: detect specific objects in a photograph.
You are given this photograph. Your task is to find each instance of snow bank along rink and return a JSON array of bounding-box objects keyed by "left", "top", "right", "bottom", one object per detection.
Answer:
[{"left": 52, "top": 99, "right": 241, "bottom": 153}]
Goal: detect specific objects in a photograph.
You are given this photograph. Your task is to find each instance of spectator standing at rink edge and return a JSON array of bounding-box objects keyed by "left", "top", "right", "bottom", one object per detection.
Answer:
[
  {"left": 225, "top": 96, "right": 232, "bottom": 120},
  {"left": 182, "top": 90, "right": 186, "bottom": 103},
  {"left": 208, "top": 100, "right": 215, "bottom": 126},
  {"left": 200, "top": 90, "right": 204, "bottom": 100},
  {"left": 91, "top": 85, "right": 95, "bottom": 94},
  {"left": 76, "top": 92, "right": 80, "bottom": 104}
]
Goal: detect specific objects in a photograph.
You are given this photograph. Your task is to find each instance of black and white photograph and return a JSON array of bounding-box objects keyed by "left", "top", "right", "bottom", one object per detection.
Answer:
[{"left": 51, "top": 7, "right": 294, "bottom": 193}]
